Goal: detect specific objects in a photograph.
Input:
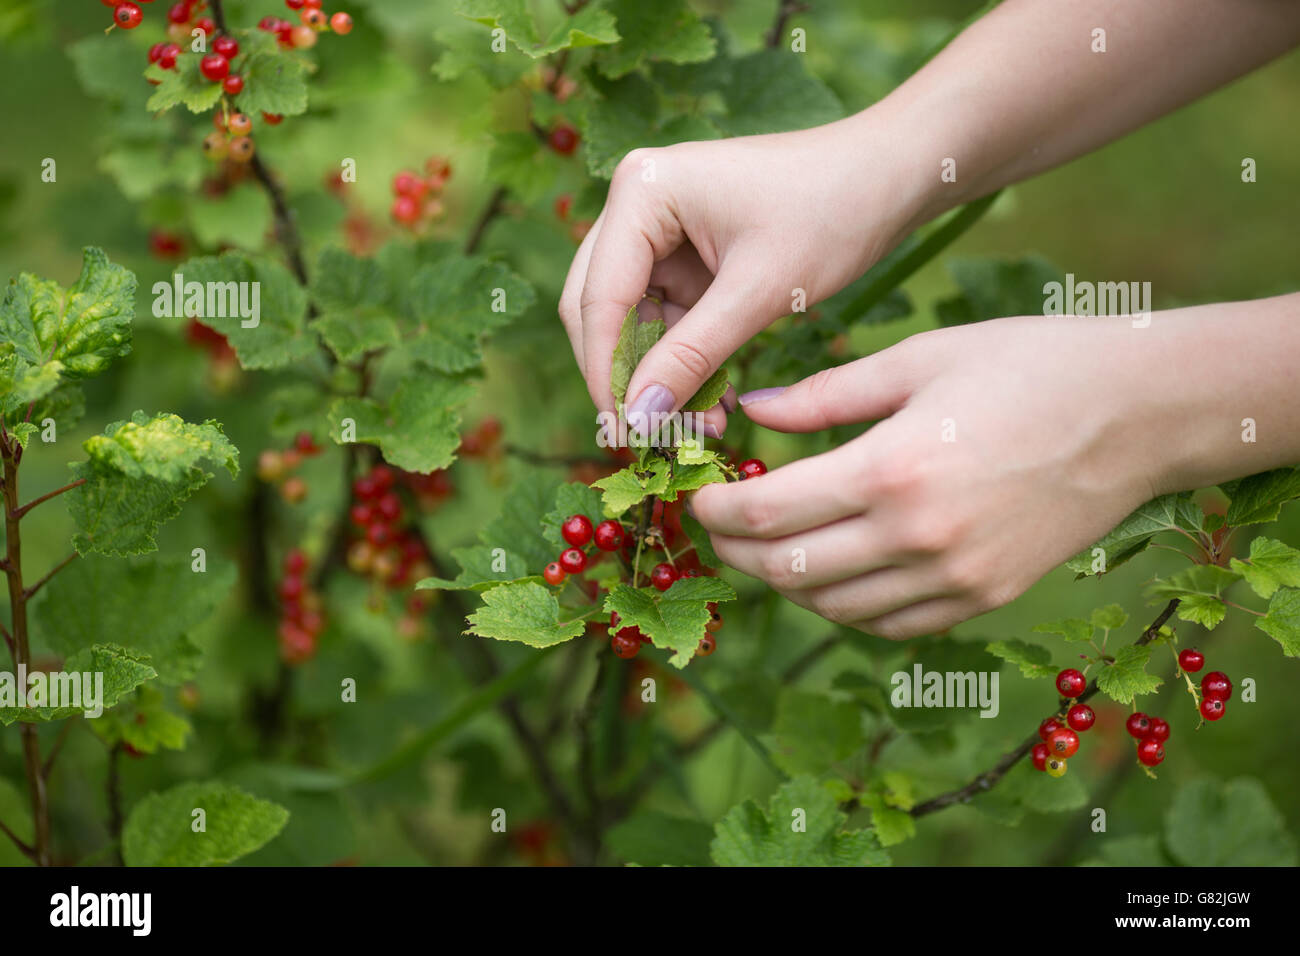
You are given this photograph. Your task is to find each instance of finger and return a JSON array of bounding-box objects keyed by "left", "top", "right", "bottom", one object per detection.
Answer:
[
  {"left": 558, "top": 211, "right": 605, "bottom": 379},
  {"left": 580, "top": 192, "right": 680, "bottom": 415},
  {"left": 624, "top": 264, "right": 780, "bottom": 425},
  {"left": 708, "top": 513, "right": 892, "bottom": 589},
  {"left": 777, "top": 566, "right": 954, "bottom": 629},
  {"left": 857, "top": 596, "right": 984, "bottom": 641},
  {"left": 737, "top": 342, "right": 924, "bottom": 433},
  {"left": 648, "top": 244, "right": 714, "bottom": 308},
  {"left": 689, "top": 444, "right": 863, "bottom": 539}
]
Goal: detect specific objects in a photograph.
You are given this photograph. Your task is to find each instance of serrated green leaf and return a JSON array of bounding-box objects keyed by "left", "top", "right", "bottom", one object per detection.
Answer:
[
  {"left": 663, "top": 460, "right": 726, "bottom": 499},
  {"left": 1222, "top": 468, "right": 1300, "bottom": 526},
  {"left": 0, "top": 644, "right": 157, "bottom": 726},
  {"left": 100, "top": 141, "right": 204, "bottom": 202},
  {"left": 1164, "top": 778, "right": 1297, "bottom": 866},
  {"left": 1031, "top": 617, "right": 1094, "bottom": 643},
  {"left": 232, "top": 49, "right": 309, "bottom": 117},
  {"left": 860, "top": 793, "right": 916, "bottom": 847},
  {"left": 541, "top": 482, "right": 606, "bottom": 550},
  {"left": 1, "top": 246, "right": 134, "bottom": 378},
  {"left": 609, "top": 306, "right": 663, "bottom": 408},
  {"left": 1146, "top": 565, "right": 1242, "bottom": 629},
  {"left": 682, "top": 365, "right": 729, "bottom": 412},
  {"left": 680, "top": 511, "right": 721, "bottom": 568},
  {"left": 592, "top": 459, "right": 670, "bottom": 516},
  {"left": 313, "top": 309, "right": 401, "bottom": 362},
  {"left": 1066, "top": 492, "right": 1202, "bottom": 574},
  {"left": 1089, "top": 604, "right": 1129, "bottom": 631},
  {"left": 404, "top": 257, "right": 535, "bottom": 373},
  {"left": 310, "top": 247, "right": 390, "bottom": 312},
  {"left": 480, "top": 472, "right": 561, "bottom": 570},
  {"left": 1256, "top": 587, "right": 1300, "bottom": 657},
  {"left": 82, "top": 411, "right": 239, "bottom": 483},
  {"left": 1095, "top": 645, "right": 1162, "bottom": 705},
  {"left": 34, "top": 553, "right": 235, "bottom": 684},
  {"left": 415, "top": 545, "right": 531, "bottom": 592},
  {"left": 68, "top": 35, "right": 141, "bottom": 101},
  {"left": 466, "top": 581, "right": 587, "bottom": 647},
  {"left": 768, "top": 689, "right": 866, "bottom": 776},
  {"left": 123, "top": 781, "right": 289, "bottom": 867},
  {"left": 89, "top": 685, "right": 191, "bottom": 754},
  {"left": 603, "top": 577, "right": 735, "bottom": 668},
  {"left": 172, "top": 253, "right": 311, "bottom": 369},
  {"left": 582, "top": 71, "right": 721, "bottom": 178},
  {"left": 457, "top": 0, "right": 618, "bottom": 57},
  {"left": 187, "top": 184, "right": 272, "bottom": 251},
  {"left": 607, "top": 811, "right": 714, "bottom": 867},
  {"left": 985, "top": 639, "right": 1053, "bottom": 678},
  {"left": 710, "top": 775, "right": 889, "bottom": 867},
  {"left": 331, "top": 374, "right": 474, "bottom": 472},
  {"left": 1230, "top": 537, "right": 1300, "bottom": 600},
  {"left": 596, "top": 0, "right": 714, "bottom": 78},
  {"left": 145, "top": 55, "right": 223, "bottom": 113},
  {"left": 974, "top": 761, "right": 1088, "bottom": 821}
]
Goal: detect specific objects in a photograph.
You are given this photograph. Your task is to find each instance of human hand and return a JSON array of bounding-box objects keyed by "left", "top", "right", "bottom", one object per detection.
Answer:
[
  {"left": 689, "top": 316, "right": 1174, "bottom": 638},
  {"left": 557, "top": 116, "right": 931, "bottom": 436}
]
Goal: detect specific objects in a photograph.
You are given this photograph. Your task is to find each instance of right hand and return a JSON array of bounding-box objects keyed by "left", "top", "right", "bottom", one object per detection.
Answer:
[{"left": 557, "top": 116, "right": 931, "bottom": 436}]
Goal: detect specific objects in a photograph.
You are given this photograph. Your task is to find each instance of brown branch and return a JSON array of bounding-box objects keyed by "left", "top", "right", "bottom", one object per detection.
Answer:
[
  {"left": 465, "top": 185, "right": 508, "bottom": 256},
  {"left": 0, "top": 818, "right": 34, "bottom": 861},
  {"left": 13, "top": 478, "right": 85, "bottom": 520},
  {"left": 909, "top": 599, "right": 1181, "bottom": 818},
  {"left": 765, "top": 0, "right": 809, "bottom": 48},
  {"left": 24, "top": 551, "right": 78, "bottom": 601},
  {"left": 42, "top": 717, "right": 77, "bottom": 779}
]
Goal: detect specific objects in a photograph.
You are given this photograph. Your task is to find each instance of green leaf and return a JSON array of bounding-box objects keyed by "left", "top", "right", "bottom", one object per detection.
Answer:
[
  {"left": 1146, "top": 565, "right": 1242, "bottom": 629},
  {"left": 985, "top": 639, "right": 1053, "bottom": 678},
  {"left": 860, "top": 793, "right": 916, "bottom": 847},
  {"left": 486, "top": 132, "right": 556, "bottom": 203},
  {"left": 465, "top": 581, "right": 587, "bottom": 647},
  {"left": 1164, "top": 778, "right": 1297, "bottom": 866},
  {"left": 603, "top": 577, "right": 736, "bottom": 668},
  {"left": 187, "top": 184, "right": 273, "bottom": 251},
  {"left": 1222, "top": 468, "right": 1300, "bottom": 526},
  {"left": 704, "top": 48, "right": 844, "bottom": 138},
  {"left": 0, "top": 644, "right": 156, "bottom": 726},
  {"left": 1082, "top": 835, "right": 1171, "bottom": 867},
  {"left": 768, "top": 689, "right": 866, "bottom": 776},
  {"left": 68, "top": 35, "right": 142, "bottom": 101},
  {"left": 330, "top": 374, "right": 474, "bottom": 473},
  {"left": 479, "top": 472, "right": 561, "bottom": 571},
  {"left": 1230, "top": 537, "right": 1300, "bottom": 600},
  {"left": 1090, "top": 604, "right": 1129, "bottom": 631},
  {"left": 1066, "top": 492, "right": 1202, "bottom": 575},
  {"left": 1256, "top": 587, "right": 1300, "bottom": 657},
  {"left": 934, "top": 255, "right": 1063, "bottom": 325},
  {"left": 310, "top": 247, "right": 390, "bottom": 311},
  {"left": 67, "top": 412, "right": 239, "bottom": 556},
  {"left": 680, "top": 512, "right": 721, "bottom": 568},
  {"left": 88, "top": 685, "right": 191, "bottom": 754},
  {"left": 582, "top": 71, "right": 721, "bottom": 178},
  {"left": 541, "top": 482, "right": 606, "bottom": 550},
  {"left": 1031, "top": 617, "right": 1094, "bottom": 643},
  {"left": 1095, "top": 645, "right": 1162, "bottom": 705},
  {"left": 414, "top": 545, "right": 531, "bottom": 592},
  {"left": 404, "top": 257, "right": 535, "bottom": 373},
  {"left": 457, "top": 0, "right": 619, "bottom": 57},
  {"left": 313, "top": 310, "right": 401, "bottom": 363},
  {"left": 662, "top": 460, "right": 726, "bottom": 500},
  {"left": 173, "top": 253, "right": 312, "bottom": 369},
  {"left": 1, "top": 246, "right": 134, "bottom": 378},
  {"left": 100, "top": 141, "right": 203, "bottom": 202},
  {"left": 710, "top": 775, "right": 889, "bottom": 867},
  {"left": 34, "top": 553, "right": 236, "bottom": 684},
  {"left": 606, "top": 811, "right": 714, "bottom": 867},
  {"left": 609, "top": 306, "right": 662, "bottom": 408},
  {"left": 596, "top": 0, "right": 715, "bottom": 78},
  {"left": 974, "top": 761, "right": 1088, "bottom": 822},
  {"left": 122, "top": 781, "right": 290, "bottom": 867},
  {"left": 0, "top": 354, "right": 62, "bottom": 416},
  {"left": 682, "top": 365, "right": 729, "bottom": 412},
  {"left": 145, "top": 56, "right": 223, "bottom": 113},
  {"left": 232, "top": 48, "right": 309, "bottom": 117},
  {"left": 592, "top": 459, "right": 670, "bottom": 516}
]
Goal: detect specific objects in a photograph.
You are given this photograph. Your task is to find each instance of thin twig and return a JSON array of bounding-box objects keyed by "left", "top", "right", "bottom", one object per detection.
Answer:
[
  {"left": 765, "top": 0, "right": 809, "bottom": 48},
  {"left": 0, "top": 818, "right": 34, "bottom": 860},
  {"left": 13, "top": 478, "right": 85, "bottom": 520},
  {"left": 42, "top": 718, "right": 77, "bottom": 779},
  {"left": 106, "top": 743, "right": 125, "bottom": 867},
  {"left": 465, "top": 186, "right": 508, "bottom": 256},
  {"left": 24, "top": 551, "right": 78, "bottom": 601}
]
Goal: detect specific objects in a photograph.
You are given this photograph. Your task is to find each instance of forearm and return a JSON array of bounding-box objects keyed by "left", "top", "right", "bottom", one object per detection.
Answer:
[
  {"left": 1121, "top": 293, "right": 1300, "bottom": 496},
  {"left": 857, "top": 0, "right": 1300, "bottom": 224}
]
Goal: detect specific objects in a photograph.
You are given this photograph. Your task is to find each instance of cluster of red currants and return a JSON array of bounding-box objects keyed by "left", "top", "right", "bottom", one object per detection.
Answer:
[
  {"left": 390, "top": 157, "right": 453, "bottom": 229},
  {"left": 203, "top": 107, "right": 260, "bottom": 164},
  {"left": 102, "top": 0, "right": 200, "bottom": 34},
  {"left": 1031, "top": 669, "right": 1096, "bottom": 778},
  {"left": 542, "top": 513, "right": 626, "bottom": 588},
  {"left": 345, "top": 464, "right": 435, "bottom": 637},
  {"left": 1177, "top": 648, "right": 1232, "bottom": 722},
  {"left": 458, "top": 418, "right": 502, "bottom": 459},
  {"left": 257, "top": 0, "right": 352, "bottom": 52},
  {"left": 185, "top": 317, "right": 239, "bottom": 389},
  {"left": 256, "top": 431, "right": 323, "bottom": 503},
  {"left": 1124, "top": 710, "right": 1173, "bottom": 768},
  {"left": 278, "top": 548, "right": 325, "bottom": 665}
]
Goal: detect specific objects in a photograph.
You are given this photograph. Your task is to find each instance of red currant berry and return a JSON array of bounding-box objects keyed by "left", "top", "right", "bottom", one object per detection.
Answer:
[
  {"left": 365, "top": 522, "right": 392, "bottom": 547},
  {"left": 1147, "top": 717, "right": 1170, "bottom": 743},
  {"left": 554, "top": 194, "right": 573, "bottom": 220},
  {"left": 696, "top": 634, "right": 717, "bottom": 657},
  {"left": 1055, "top": 668, "right": 1086, "bottom": 698},
  {"left": 168, "top": 2, "right": 189, "bottom": 24},
  {"left": 547, "top": 124, "right": 579, "bottom": 155},
  {"left": 1046, "top": 726, "right": 1080, "bottom": 758},
  {"left": 1178, "top": 648, "right": 1205, "bottom": 673},
  {"left": 200, "top": 54, "right": 229, "bottom": 82},
  {"left": 650, "top": 563, "right": 677, "bottom": 592},
  {"left": 222, "top": 74, "right": 244, "bottom": 95},
  {"left": 558, "top": 547, "right": 587, "bottom": 574},
  {"left": 303, "top": 0, "right": 323, "bottom": 8},
  {"left": 353, "top": 474, "right": 379, "bottom": 500},
  {"left": 1045, "top": 757, "right": 1068, "bottom": 778},
  {"left": 543, "top": 562, "right": 565, "bottom": 586},
  {"left": 262, "top": 112, "right": 283, "bottom": 125},
  {"left": 279, "top": 575, "right": 304, "bottom": 601},
  {"left": 228, "top": 136, "right": 255, "bottom": 163},
  {"left": 561, "top": 514, "right": 593, "bottom": 547},
  {"left": 737, "top": 458, "right": 768, "bottom": 480},
  {"left": 376, "top": 493, "right": 402, "bottom": 523},
  {"left": 301, "top": 8, "right": 327, "bottom": 29},
  {"left": 148, "top": 43, "right": 165, "bottom": 63},
  {"left": 284, "top": 549, "right": 308, "bottom": 575},
  {"left": 349, "top": 503, "right": 372, "bottom": 526},
  {"left": 1125, "top": 712, "right": 1153, "bottom": 739},
  {"left": 1201, "top": 671, "right": 1232, "bottom": 701},
  {"left": 1031, "top": 742, "right": 1049, "bottom": 772},
  {"left": 610, "top": 631, "right": 639, "bottom": 659},
  {"left": 195, "top": 16, "right": 215, "bottom": 35},
  {"left": 158, "top": 43, "right": 180, "bottom": 69},
  {"left": 1136, "top": 738, "right": 1165, "bottom": 767},
  {"left": 213, "top": 35, "right": 239, "bottom": 59},
  {"left": 1038, "top": 717, "right": 1065, "bottom": 741},
  {"left": 293, "top": 431, "right": 319, "bottom": 455},
  {"left": 227, "top": 112, "right": 252, "bottom": 136},
  {"left": 370, "top": 465, "right": 395, "bottom": 491},
  {"left": 114, "top": 2, "right": 143, "bottom": 29},
  {"left": 1066, "top": 704, "right": 1096, "bottom": 732},
  {"left": 286, "top": 0, "right": 305, "bottom": 8},
  {"left": 330, "top": 12, "right": 353, "bottom": 34},
  {"left": 1200, "top": 697, "right": 1226, "bottom": 721},
  {"left": 391, "top": 195, "right": 419, "bottom": 225},
  {"left": 593, "top": 520, "right": 625, "bottom": 552}
]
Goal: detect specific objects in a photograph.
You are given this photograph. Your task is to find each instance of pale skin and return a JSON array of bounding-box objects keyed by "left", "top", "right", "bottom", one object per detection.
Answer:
[{"left": 557, "top": 0, "right": 1300, "bottom": 638}]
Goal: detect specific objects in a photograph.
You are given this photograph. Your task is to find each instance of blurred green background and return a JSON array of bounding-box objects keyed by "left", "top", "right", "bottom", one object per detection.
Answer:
[{"left": 0, "top": 0, "right": 1296, "bottom": 866}]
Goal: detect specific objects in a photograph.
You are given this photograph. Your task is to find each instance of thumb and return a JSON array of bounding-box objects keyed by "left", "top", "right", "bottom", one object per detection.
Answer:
[
  {"left": 737, "top": 344, "right": 921, "bottom": 433},
  {"left": 624, "top": 267, "right": 777, "bottom": 426}
]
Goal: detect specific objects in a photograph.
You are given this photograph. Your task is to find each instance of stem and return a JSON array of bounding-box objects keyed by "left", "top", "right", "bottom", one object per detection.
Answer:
[
  {"left": 464, "top": 186, "right": 508, "bottom": 256},
  {"left": 24, "top": 552, "right": 78, "bottom": 601},
  {"left": 42, "top": 717, "right": 76, "bottom": 779},
  {"left": 909, "top": 599, "right": 1181, "bottom": 818},
  {"left": 0, "top": 818, "right": 34, "bottom": 861},
  {"left": 765, "top": 0, "right": 809, "bottom": 48},
  {"left": 13, "top": 478, "right": 85, "bottom": 520},
  {"left": 106, "top": 743, "right": 124, "bottom": 866},
  {"left": 3, "top": 451, "right": 51, "bottom": 865}
]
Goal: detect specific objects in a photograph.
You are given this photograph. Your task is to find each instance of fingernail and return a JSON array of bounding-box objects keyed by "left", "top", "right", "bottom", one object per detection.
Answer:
[
  {"left": 701, "top": 422, "right": 722, "bottom": 439},
  {"left": 738, "top": 387, "right": 786, "bottom": 406},
  {"left": 626, "top": 384, "right": 675, "bottom": 437},
  {"left": 721, "top": 388, "right": 738, "bottom": 413}
]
